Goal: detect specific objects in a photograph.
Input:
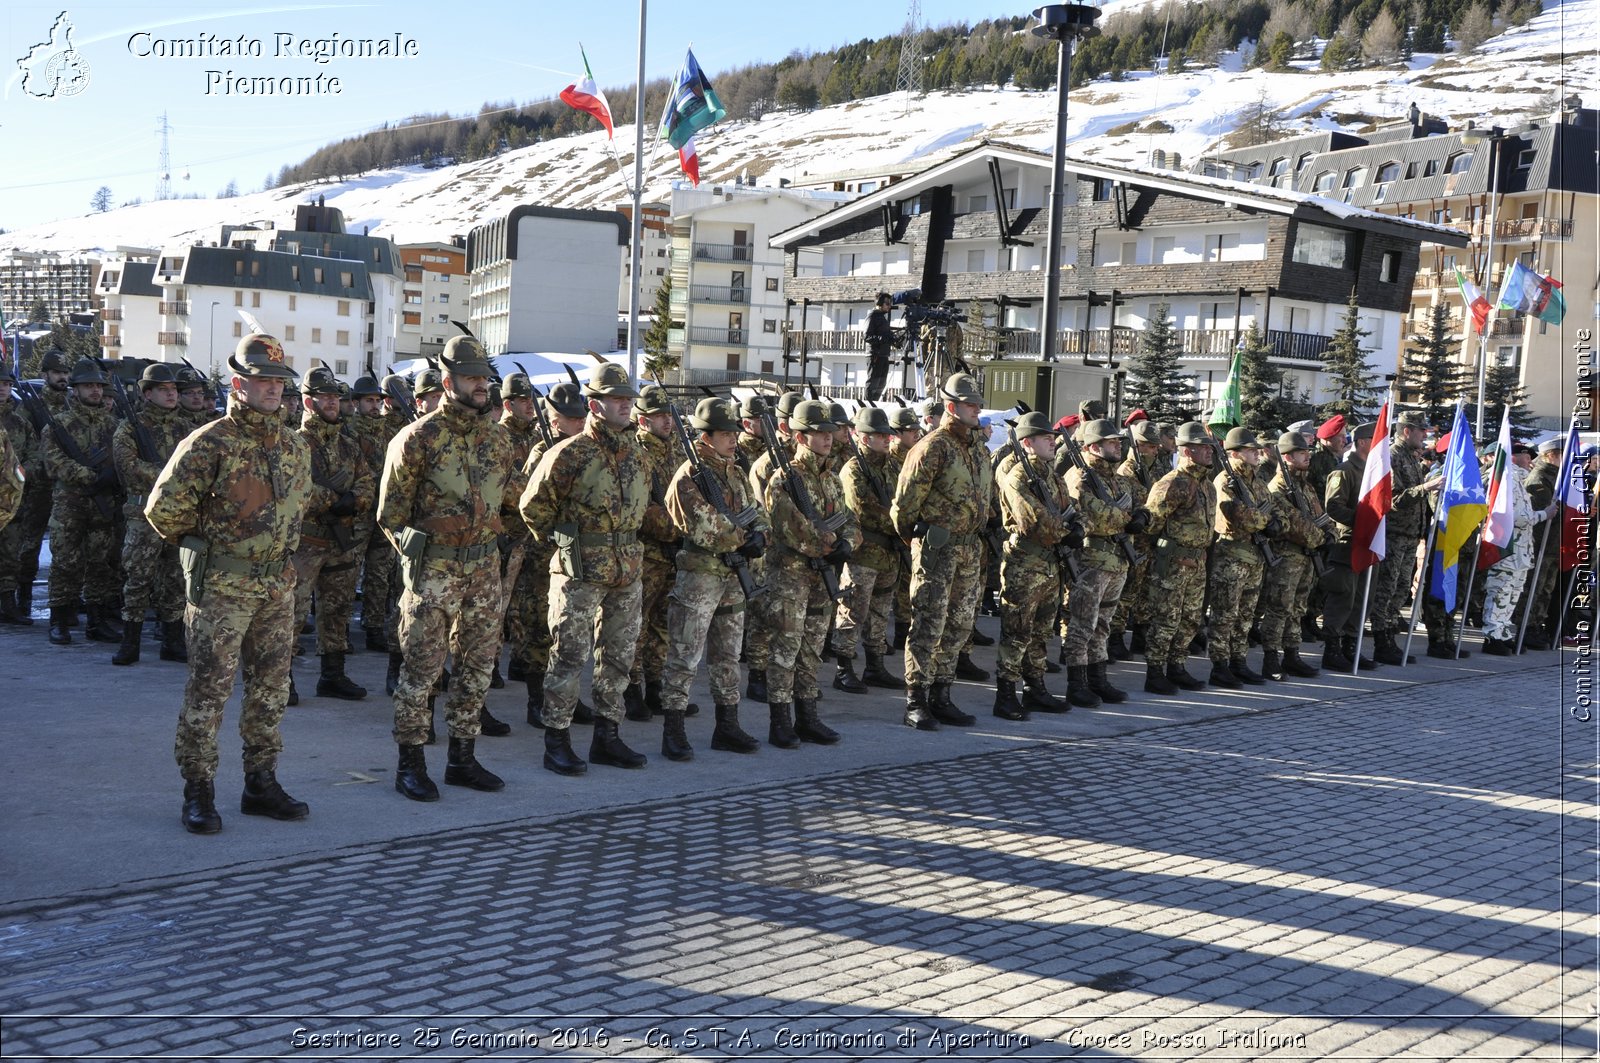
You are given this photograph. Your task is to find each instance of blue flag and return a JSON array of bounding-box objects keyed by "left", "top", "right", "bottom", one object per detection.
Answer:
[
  {"left": 658, "top": 49, "right": 725, "bottom": 151},
  {"left": 1429, "top": 403, "right": 1487, "bottom": 612}
]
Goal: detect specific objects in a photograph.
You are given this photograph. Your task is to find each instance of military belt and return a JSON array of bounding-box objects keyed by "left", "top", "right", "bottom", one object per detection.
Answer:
[
  {"left": 578, "top": 530, "right": 638, "bottom": 548},
  {"left": 1008, "top": 535, "right": 1053, "bottom": 561},
  {"left": 860, "top": 529, "right": 898, "bottom": 551},
  {"left": 423, "top": 541, "right": 497, "bottom": 563},
  {"left": 302, "top": 521, "right": 349, "bottom": 541},
  {"left": 1155, "top": 538, "right": 1207, "bottom": 560},
  {"left": 938, "top": 530, "right": 979, "bottom": 548},
  {"left": 208, "top": 552, "right": 287, "bottom": 578}
]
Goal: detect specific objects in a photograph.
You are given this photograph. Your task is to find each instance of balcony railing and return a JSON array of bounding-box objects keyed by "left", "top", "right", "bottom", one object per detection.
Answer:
[
  {"left": 690, "top": 242, "right": 754, "bottom": 263},
  {"left": 788, "top": 326, "right": 1333, "bottom": 364},
  {"left": 158, "top": 301, "right": 189, "bottom": 316},
  {"left": 689, "top": 284, "right": 752, "bottom": 305},
  {"left": 103, "top": 335, "right": 121, "bottom": 347},
  {"left": 101, "top": 307, "right": 123, "bottom": 321},
  {"left": 687, "top": 326, "right": 749, "bottom": 347},
  {"left": 157, "top": 331, "right": 187, "bottom": 346}
]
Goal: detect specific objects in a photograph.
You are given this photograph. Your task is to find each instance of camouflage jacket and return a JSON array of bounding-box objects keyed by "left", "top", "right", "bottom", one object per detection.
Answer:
[
  {"left": 636, "top": 426, "right": 682, "bottom": 559},
  {"left": 892, "top": 419, "right": 991, "bottom": 541},
  {"left": 185, "top": 406, "right": 223, "bottom": 431},
  {"left": 0, "top": 432, "right": 20, "bottom": 529},
  {"left": 1213, "top": 458, "right": 1274, "bottom": 560},
  {"left": 999, "top": 451, "right": 1073, "bottom": 551},
  {"left": 840, "top": 446, "right": 902, "bottom": 572},
  {"left": 1388, "top": 441, "right": 1431, "bottom": 540},
  {"left": 1323, "top": 452, "right": 1367, "bottom": 545},
  {"left": 112, "top": 402, "right": 190, "bottom": 507},
  {"left": 1526, "top": 459, "right": 1559, "bottom": 548},
  {"left": 736, "top": 432, "right": 767, "bottom": 470},
  {"left": 746, "top": 435, "right": 796, "bottom": 500},
  {"left": 348, "top": 412, "right": 397, "bottom": 476},
  {"left": 1117, "top": 449, "right": 1162, "bottom": 503},
  {"left": 299, "top": 414, "right": 376, "bottom": 545},
  {"left": 145, "top": 401, "right": 312, "bottom": 572},
  {"left": 1267, "top": 465, "right": 1328, "bottom": 554},
  {"left": 667, "top": 438, "right": 770, "bottom": 577},
  {"left": 519, "top": 436, "right": 559, "bottom": 560},
  {"left": 497, "top": 416, "right": 540, "bottom": 545},
  {"left": 1066, "top": 453, "right": 1134, "bottom": 569},
  {"left": 766, "top": 443, "right": 858, "bottom": 560},
  {"left": 1, "top": 398, "right": 42, "bottom": 486},
  {"left": 1146, "top": 459, "right": 1217, "bottom": 550},
  {"left": 42, "top": 399, "right": 118, "bottom": 499},
  {"left": 889, "top": 436, "right": 918, "bottom": 463},
  {"left": 521, "top": 413, "right": 649, "bottom": 589},
  {"left": 378, "top": 395, "right": 517, "bottom": 553}
]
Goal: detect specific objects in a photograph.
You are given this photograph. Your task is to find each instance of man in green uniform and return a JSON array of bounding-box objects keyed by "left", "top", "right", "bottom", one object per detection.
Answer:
[
  {"left": 1206, "top": 427, "right": 1277, "bottom": 688},
  {"left": 42, "top": 358, "right": 123, "bottom": 645},
  {"left": 628, "top": 384, "right": 684, "bottom": 722},
  {"left": 1369, "top": 411, "right": 1439, "bottom": 664},
  {"left": 350, "top": 374, "right": 399, "bottom": 652},
  {"left": 0, "top": 364, "right": 43, "bottom": 624},
  {"left": 1110, "top": 419, "right": 1162, "bottom": 658},
  {"left": 1063, "top": 418, "right": 1143, "bottom": 707},
  {"left": 1259, "top": 431, "right": 1330, "bottom": 679},
  {"left": 742, "top": 390, "right": 801, "bottom": 703},
  {"left": 832, "top": 406, "right": 904, "bottom": 693},
  {"left": 1142, "top": 422, "right": 1217, "bottom": 694},
  {"left": 1321, "top": 420, "right": 1380, "bottom": 673}
]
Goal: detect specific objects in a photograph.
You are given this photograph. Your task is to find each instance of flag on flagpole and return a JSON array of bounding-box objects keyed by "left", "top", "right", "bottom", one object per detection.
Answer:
[
  {"left": 678, "top": 136, "right": 700, "bottom": 186},
  {"left": 1556, "top": 418, "right": 1591, "bottom": 572},
  {"left": 1477, "top": 407, "right": 1515, "bottom": 570},
  {"left": 658, "top": 48, "right": 726, "bottom": 151},
  {"left": 559, "top": 45, "right": 614, "bottom": 138},
  {"left": 1498, "top": 259, "right": 1540, "bottom": 314},
  {"left": 1429, "top": 403, "right": 1487, "bottom": 611},
  {"left": 1207, "top": 343, "right": 1243, "bottom": 428},
  {"left": 1353, "top": 402, "right": 1392, "bottom": 573},
  {"left": 1534, "top": 271, "right": 1566, "bottom": 325},
  {"left": 1455, "top": 267, "right": 1491, "bottom": 336}
]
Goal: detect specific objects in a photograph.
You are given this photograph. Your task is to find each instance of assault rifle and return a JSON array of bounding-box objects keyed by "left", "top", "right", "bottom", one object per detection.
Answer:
[
  {"left": 20, "top": 380, "right": 118, "bottom": 521},
  {"left": 1278, "top": 468, "right": 1330, "bottom": 577},
  {"left": 839, "top": 409, "right": 912, "bottom": 572},
  {"left": 753, "top": 398, "right": 850, "bottom": 601},
  {"left": 1211, "top": 441, "right": 1281, "bottom": 569},
  {"left": 383, "top": 371, "right": 417, "bottom": 425},
  {"left": 309, "top": 451, "right": 357, "bottom": 552},
  {"left": 107, "top": 373, "right": 158, "bottom": 467},
  {"left": 1005, "top": 424, "right": 1083, "bottom": 582},
  {"left": 1059, "top": 432, "right": 1144, "bottom": 566}
]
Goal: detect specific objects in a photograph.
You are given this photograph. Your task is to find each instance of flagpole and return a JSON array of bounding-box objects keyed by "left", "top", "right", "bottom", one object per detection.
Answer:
[
  {"left": 1514, "top": 517, "right": 1552, "bottom": 653},
  {"left": 1453, "top": 535, "right": 1483, "bottom": 659},
  {"left": 1558, "top": 564, "right": 1582, "bottom": 647},
  {"left": 1352, "top": 567, "right": 1374, "bottom": 677},
  {"left": 1468, "top": 132, "right": 1505, "bottom": 441},
  {"left": 626, "top": 0, "right": 647, "bottom": 382},
  {"left": 1402, "top": 510, "right": 1439, "bottom": 666}
]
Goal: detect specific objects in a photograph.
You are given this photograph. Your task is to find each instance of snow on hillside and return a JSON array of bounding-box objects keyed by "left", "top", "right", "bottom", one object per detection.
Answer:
[{"left": 4, "top": 0, "right": 1593, "bottom": 257}]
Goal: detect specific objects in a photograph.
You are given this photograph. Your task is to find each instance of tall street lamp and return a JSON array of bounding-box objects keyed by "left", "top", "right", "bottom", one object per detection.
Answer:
[{"left": 1033, "top": 3, "right": 1101, "bottom": 363}]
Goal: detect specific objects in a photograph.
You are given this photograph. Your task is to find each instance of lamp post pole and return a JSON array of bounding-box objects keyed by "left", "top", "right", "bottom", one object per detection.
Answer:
[
  {"left": 208, "top": 301, "right": 220, "bottom": 374},
  {"left": 1462, "top": 129, "right": 1505, "bottom": 440}
]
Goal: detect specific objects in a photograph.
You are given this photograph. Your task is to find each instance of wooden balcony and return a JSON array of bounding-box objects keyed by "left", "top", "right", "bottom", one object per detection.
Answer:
[
  {"left": 157, "top": 331, "right": 187, "bottom": 346},
  {"left": 158, "top": 301, "right": 189, "bottom": 316}
]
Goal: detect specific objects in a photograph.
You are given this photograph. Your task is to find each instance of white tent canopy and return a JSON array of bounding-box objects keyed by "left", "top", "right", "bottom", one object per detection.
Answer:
[{"left": 389, "top": 351, "right": 616, "bottom": 390}]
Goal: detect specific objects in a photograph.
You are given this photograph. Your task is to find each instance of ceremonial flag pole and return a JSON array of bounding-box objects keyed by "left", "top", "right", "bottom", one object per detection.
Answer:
[
  {"left": 1454, "top": 535, "right": 1484, "bottom": 658},
  {"left": 1513, "top": 416, "right": 1575, "bottom": 653},
  {"left": 1350, "top": 402, "right": 1392, "bottom": 677},
  {"left": 627, "top": 0, "right": 647, "bottom": 380},
  {"left": 1401, "top": 510, "right": 1439, "bottom": 665}
]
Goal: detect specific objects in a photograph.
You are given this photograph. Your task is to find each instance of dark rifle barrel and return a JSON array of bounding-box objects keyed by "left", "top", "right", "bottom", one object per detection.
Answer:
[
  {"left": 1213, "top": 442, "right": 1280, "bottom": 567},
  {"left": 111, "top": 375, "right": 159, "bottom": 466},
  {"left": 1007, "top": 427, "right": 1081, "bottom": 582},
  {"left": 840, "top": 428, "right": 911, "bottom": 570},
  {"left": 1061, "top": 433, "right": 1143, "bottom": 566},
  {"left": 755, "top": 403, "right": 847, "bottom": 601}
]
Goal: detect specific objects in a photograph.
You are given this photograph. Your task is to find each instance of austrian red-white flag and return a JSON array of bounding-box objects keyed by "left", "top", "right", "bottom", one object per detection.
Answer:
[{"left": 1352, "top": 402, "right": 1392, "bottom": 573}]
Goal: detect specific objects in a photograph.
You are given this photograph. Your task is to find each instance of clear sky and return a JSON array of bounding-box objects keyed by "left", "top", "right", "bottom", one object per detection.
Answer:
[{"left": 1, "top": 0, "right": 1016, "bottom": 231}]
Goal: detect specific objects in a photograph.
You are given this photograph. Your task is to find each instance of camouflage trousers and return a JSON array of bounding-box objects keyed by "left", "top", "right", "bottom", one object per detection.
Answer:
[
  {"left": 120, "top": 516, "right": 184, "bottom": 623},
  {"left": 291, "top": 537, "right": 361, "bottom": 655},
  {"left": 543, "top": 573, "right": 641, "bottom": 729},
  {"left": 1483, "top": 551, "right": 1534, "bottom": 641},
  {"left": 47, "top": 498, "right": 120, "bottom": 610},
  {"left": 1513, "top": 535, "right": 1561, "bottom": 636},
  {"left": 831, "top": 557, "right": 898, "bottom": 659},
  {"left": 998, "top": 547, "right": 1062, "bottom": 681},
  {"left": 496, "top": 538, "right": 525, "bottom": 641},
  {"left": 392, "top": 555, "right": 499, "bottom": 745},
  {"left": 509, "top": 545, "right": 554, "bottom": 673},
  {"left": 0, "top": 484, "right": 48, "bottom": 594},
  {"left": 1145, "top": 546, "right": 1208, "bottom": 670},
  {"left": 742, "top": 553, "right": 771, "bottom": 671},
  {"left": 631, "top": 553, "right": 676, "bottom": 683},
  {"left": 176, "top": 572, "right": 296, "bottom": 781},
  {"left": 359, "top": 529, "right": 396, "bottom": 633},
  {"left": 1207, "top": 546, "right": 1265, "bottom": 663},
  {"left": 905, "top": 540, "right": 983, "bottom": 689},
  {"left": 1370, "top": 534, "right": 1423, "bottom": 632},
  {"left": 766, "top": 550, "right": 833, "bottom": 704},
  {"left": 1064, "top": 561, "right": 1126, "bottom": 667},
  {"left": 663, "top": 566, "right": 746, "bottom": 714},
  {"left": 1111, "top": 543, "right": 1152, "bottom": 634},
  {"left": 1259, "top": 551, "right": 1316, "bottom": 651}
]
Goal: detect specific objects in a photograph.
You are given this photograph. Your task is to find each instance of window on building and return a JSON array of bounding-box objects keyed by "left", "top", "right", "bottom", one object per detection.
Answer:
[
  {"left": 760, "top": 360, "right": 774, "bottom": 374},
  {"left": 232, "top": 322, "right": 242, "bottom": 338},
  {"left": 1313, "top": 171, "right": 1336, "bottom": 193},
  {"left": 250, "top": 261, "right": 261, "bottom": 277},
  {"left": 337, "top": 300, "right": 350, "bottom": 316},
  {"left": 1375, "top": 162, "right": 1400, "bottom": 184},
  {"left": 1207, "top": 233, "right": 1241, "bottom": 262},
  {"left": 1379, "top": 251, "right": 1400, "bottom": 283},
  {"left": 968, "top": 194, "right": 989, "bottom": 213},
  {"left": 233, "top": 290, "right": 243, "bottom": 306},
  {"left": 340, "top": 271, "right": 353, "bottom": 287},
  {"left": 1446, "top": 151, "right": 1474, "bottom": 174},
  {"left": 437, "top": 313, "right": 450, "bottom": 323},
  {"left": 966, "top": 250, "right": 987, "bottom": 272},
  {"left": 1342, "top": 166, "right": 1367, "bottom": 189},
  {"left": 335, "top": 360, "right": 350, "bottom": 376},
  {"left": 1296, "top": 152, "right": 1314, "bottom": 175},
  {"left": 288, "top": 295, "right": 296, "bottom": 311},
  {"left": 1423, "top": 159, "right": 1439, "bottom": 177},
  {"left": 1290, "top": 223, "right": 1349, "bottom": 268},
  {"left": 234, "top": 261, "right": 244, "bottom": 277},
  {"left": 765, "top": 277, "right": 778, "bottom": 292},
  {"left": 438, "top": 293, "right": 449, "bottom": 304},
  {"left": 283, "top": 325, "right": 295, "bottom": 341},
  {"left": 1516, "top": 147, "right": 1536, "bottom": 171},
  {"left": 1268, "top": 157, "right": 1289, "bottom": 179},
  {"left": 1404, "top": 161, "right": 1419, "bottom": 179},
  {"left": 725, "top": 353, "right": 740, "bottom": 371},
  {"left": 763, "top": 319, "right": 777, "bottom": 333},
  {"left": 1094, "top": 178, "right": 1114, "bottom": 201},
  {"left": 336, "top": 330, "right": 349, "bottom": 346},
  {"left": 311, "top": 328, "right": 322, "bottom": 343},
  {"left": 313, "top": 268, "right": 324, "bottom": 284},
  {"left": 251, "top": 292, "right": 261, "bottom": 308},
  {"left": 291, "top": 265, "right": 300, "bottom": 282},
  {"left": 1245, "top": 161, "right": 1263, "bottom": 180}
]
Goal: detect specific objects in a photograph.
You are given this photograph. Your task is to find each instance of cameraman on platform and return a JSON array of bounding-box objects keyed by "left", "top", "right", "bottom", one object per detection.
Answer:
[{"left": 865, "top": 292, "right": 894, "bottom": 402}]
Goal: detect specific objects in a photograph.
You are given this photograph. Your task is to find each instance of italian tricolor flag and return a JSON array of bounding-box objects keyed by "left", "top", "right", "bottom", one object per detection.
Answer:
[{"left": 559, "top": 45, "right": 613, "bottom": 138}]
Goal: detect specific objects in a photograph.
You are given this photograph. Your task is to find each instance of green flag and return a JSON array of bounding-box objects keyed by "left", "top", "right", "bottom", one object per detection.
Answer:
[{"left": 1208, "top": 344, "right": 1243, "bottom": 428}]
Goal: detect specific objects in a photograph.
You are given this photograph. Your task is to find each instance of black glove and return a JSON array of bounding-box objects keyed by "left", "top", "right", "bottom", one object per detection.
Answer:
[
  {"left": 824, "top": 538, "right": 852, "bottom": 565},
  {"left": 1125, "top": 509, "right": 1150, "bottom": 536},
  {"left": 737, "top": 529, "right": 766, "bottom": 559},
  {"left": 911, "top": 519, "right": 930, "bottom": 539},
  {"left": 1064, "top": 517, "right": 1086, "bottom": 552},
  {"left": 1264, "top": 516, "right": 1284, "bottom": 538},
  {"left": 329, "top": 491, "right": 357, "bottom": 517},
  {"left": 92, "top": 464, "right": 118, "bottom": 491}
]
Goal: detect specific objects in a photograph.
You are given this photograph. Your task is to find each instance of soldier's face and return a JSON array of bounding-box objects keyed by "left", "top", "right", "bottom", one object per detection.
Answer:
[
  {"left": 419, "top": 392, "right": 443, "bottom": 414},
  {"left": 73, "top": 383, "right": 103, "bottom": 406},
  {"left": 554, "top": 412, "right": 586, "bottom": 437},
  {"left": 1401, "top": 425, "right": 1424, "bottom": 449},
  {"left": 594, "top": 395, "right": 632, "bottom": 430},
  {"left": 0, "top": 381, "right": 11, "bottom": 403},
  {"left": 237, "top": 376, "right": 284, "bottom": 414},
  {"left": 1027, "top": 434, "right": 1058, "bottom": 461},
  {"left": 640, "top": 411, "right": 673, "bottom": 439},
  {"left": 44, "top": 370, "right": 67, "bottom": 391},
  {"left": 339, "top": 398, "right": 355, "bottom": 418},
  {"left": 860, "top": 430, "right": 891, "bottom": 454},
  {"left": 800, "top": 428, "right": 833, "bottom": 457},
  {"left": 358, "top": 396, "right": 381, "bottom": 417},
  {"left": 1183, "top": 443, "right": 1212, "bottom": 466},
  {"left": 948, "top": 400, "right": 979, "bottom": 428},
  {"left": 309, "top": 392, "right": 341, "bottom": 423},
  {"left": 1285, "top": 449, "right": 1311, "bottom": 471},
  {"left": 1089, "top": 438, "right": 1121, "bottom": 462},
  {"left": 447, "top": 373, "right": 490, "bottom": 411},
  {"left": 706, "top": 429, "right": 738, "bottom": 459},
  {"left": 897, "top": 428, "right": 920, "bottom": 447},
  {"left": 743, "top": 418, "right": 764, "bottom": 438},
  {"left": 1234, "top": 447, "right": 1263, "bottom": 467},
  {"left": 507, "top": 396, "right": 535, "bottom": 422},
  {"left": 1326, "top": 435, "right": 1348, "bottom": 455},
  {"left": 179, "top": 387, "right": 207, "bottom": 411},
  {"left": 145, "top": 382, "right": 179, "bottom": 410}
]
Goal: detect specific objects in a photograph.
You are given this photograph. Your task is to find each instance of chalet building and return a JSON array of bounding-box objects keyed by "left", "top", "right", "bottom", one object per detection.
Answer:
[
  {"left": 770, "top": 140, "right": 1467, "bottom": 416},
  {"left": 1197, "top": 99, "right": 1598, "bottom": 429}
]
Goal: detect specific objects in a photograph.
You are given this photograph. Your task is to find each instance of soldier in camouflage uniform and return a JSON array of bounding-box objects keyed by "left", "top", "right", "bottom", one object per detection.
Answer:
[
  {"left": 379, "top": 337, "right": 515, "bottom": 802},
  {"left": 887, "top": 405, "right": 922, "bottom": 649},
  {"left": 763, "top": 399, "right": 857, "bottom": 747},
  {"left": 110, "top": 364, "right": 192, "bottom": 665},
  {"left": 42, "top": 358, "right": 123, "bottom": 646},
  {"left": 145, "top": 335, "right": 313, "bottom": 835},
  {"left": 662, "top": 397, "right": 771, "bottom": 757},
  {"left": 736, "top": 399, "right": 769, "bottom": 472},
  {"left": 1514, "top": 437, "right": 1563, "bottom": 650},
  {"left": 1142, "top": 422, "right": 1218, "bottom": 695},
  {"left": 492, "top": 373, "right": 540, "bottom": 690},
  {"left": 628, "top": 385, "right": 685, "bottom": 723},
  {"left": 1368, "top": 412, "right": 1440, "bottom": 665},
  {"left": 0, "top": 365, "right": 43, "bottom": 624},
  {"left": 742, "top": 390, "right": 801, "bottom": 702},
  {"left": 290, "top": 367, "right": 375, "bottom": 701},
  {"left": 1110, "top": 420, "right": 1162, "bottom": 658},
  {"left": 349, "top": 375, "right": 398, "bottom": 652},
  {"left": 892, "top": 373, "right": 992, "bottom": 730},
  {"left": 1062, "top": 418, "right": 1145, "bottom": 707},
  {"left": 9, "top": 352, "right": 71, "bottom": 624},
  {"left": 831, "top": 407, "right": 905, "bottom": 693},
  {"left": 992, "top": 412, "right": 1077, "bottom": 720},
  {"left": 174, "top": 366, "right": 218, "bottom": 431},
  {"left": 1308, "top": 415, "right": 1347, "bottom": 497},
  {"left": 0, "top": 429, "right": 18, "bottom": 531},
  {"left": 1320, "top": 420, "right": 1379, "bottom": 673},
  {"left": 1206, "top": 428, "right": 1277, "bottom": 688},
  {"left": 1259, "top": 431, "right": 1330, "bottom": 680},
  {"left": 521, "top": 362, "right": 652, "bottom": 776}
]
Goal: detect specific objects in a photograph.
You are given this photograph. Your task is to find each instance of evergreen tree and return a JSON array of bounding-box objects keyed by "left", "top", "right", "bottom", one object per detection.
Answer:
[
  {"left": 1468, "top": 358, "right": 1537, "bottom": 440},
  {"left": 1319, "top": 290, "right": 1384, "bottom": 422},
  {"left": 642, "top": 274, "right": 679, "bottom": 379},
  {"left": 26, "top": 298, "right": 50, "bottom": 324},
  {"left": 1400, "top": 303, "right": 1464, "bottom": 428},
  {"left": 1127, "top": 302, "right": 1199, "bottom": 424},
  {"left": 1236, "top": 324, "right": 1287, "bottom": 435}
]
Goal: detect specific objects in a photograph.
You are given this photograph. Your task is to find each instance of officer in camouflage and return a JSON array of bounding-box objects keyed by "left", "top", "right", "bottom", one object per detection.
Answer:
[
  {"left": 1259, "top": 431, "right": 1328, "bottom": 680},
  {"left": 42, "top": 358, "right": 123, "bottom": 646},
  {"left": 380, "top": 336, "right": 515, "bottom": 802},
  {"left": 628, "top": 384, "right": 685, "bottom": 723},
  {"left": 0, "top": 364, "right": 43, "bottom": 624},
  {"left": 521, "top": 362, "right": 651, "bottom": 776},
  {"left": 763, "top": 399, "right": 857, "bottom": 747},
  {"left": 111, "top": 363, "right": 192, "bottom": 665},
  {"left": 1206, "top": 427, "right": 1277, "bottom": 688},
  {"left": 742, "top": 389, "right": 801, "bottom": 703},
  {"left": 1142, "top": 422, "right": 1218, "bottom": 695},
  {"left": 145, "top": 334, "right": 314, "bottom": 835},
  {"left": 1110, "top": 419, "right": 1162, "bottom": 657},
  {"left": 831, "top": 406, "right": 904, "bottom": 693},
  {"left": 887, "top": 404, "right": 922, "bottom": 649},
  {"left": 1368, "top": 411, "right": 1440, "bottom": 665}
]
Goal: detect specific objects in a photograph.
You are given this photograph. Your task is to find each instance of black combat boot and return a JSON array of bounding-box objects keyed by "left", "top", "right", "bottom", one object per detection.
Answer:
[
  {"left": 1167, "top": 660, "right": 1206, "bottom": 690},
  {"left": 1482, "top": 636, "right": 1514, "bottom": 656},
  {"left": 506, "top": 658, "right": 528, "bottom": 683},
  {"left": 159, "top": 620, "right": 187, "bottom": 662},
  {"left": 832, "top": 654, "right": 867, "bottom": 693},
  {"left": 1087, "top": 663, "right": 1127, "bottom": 704},
  {"left": 968, "top": 625, "right": 996, "bottom": 647},
  {"left": 1322, "top": 639, "right": 1353, "bottom": 673},
  {"left": 1230, "top": 656, "right": 1265, "bottom": 685},
  {"left": 543, "top": 727, "right": 587, "bottom": 776},
  {"left": 287, "top": 675, "right": 299, "bottom": 707},
  {"left": 1044, "top": 655, "right": 1062, "bottom": 674},
  {"left": 1144, "top": 660, "right": 1178, "bottom": 695},
  {"left": 526, "top": 672, "right": 547, "bottom": 728},
  {"left": 1427, "top": 639, "right": 1468, "bottom": 660},
  {"left": 1106, "top": 630, "right": 1131, "bottom": 661},
  {"left": 1129, "top": 625, "right": 1147, "bottom": 655},
  {"left": 862, "top": 651, "right": 903, "bottom": 689},
  {"left": 1371, "top": 629, "right": 1403, "bottom": 666},
  {"left": 572, "top": 698, "right": 595, "bottom": 725},
  {"left": 904, "top": 687, "right": 939, "bottom": 731},
  {"left": 1260, "top": 649, "right": 1284, "bottom": 681},
  {"left": 623, "top": 680, "right": 651, "bottom": 722},
  {"left": 1342, "top": 637, "right": 1377, "bottom": 670},
  {"left": 181, "top": 779, "right": 222, "bottom": 834},
  {"left": 794, "top": 699, "right": 840, "bottom": 745},
  {"left": 112, "top": 619, "right": 143, "bottom": 666},
  {"left": 241, "top": 768, "right": 310, "bottom": 819},
  {"left": 13, "top": 585, "right": 35, "bottom": 625},
  {"left": 590, "top": 717, "right": 648, "bottom": 768},
  {"left": 316, "top": 653, "right": 367, "bottom": 700},
  {"left": 0, "top": 592, "right": 30, "bottom": 626},
  {"left": 478, "top": 705, "right": 511, "bottom": 737},
  {"left": 1282, "top": 646, "right": 1320, "bottom": 677},
  {"left": 1208, "top": 659, "right": 1242, "bottom": 689},
  {"left": 745, "top": 668, "right": 768, "bottom": 703},
  {"left": 1066, "top": 665, "right": 1102, "bottom": 708},
  {"left": 767, "top": 702, "right": 800, "bottom": 749},
  {"left": 1026, "top": 672, "right": 1074, "bottom": 712},
  {"left": 364, "top": 626, "right": 388, "bottom": 652},
  {"left": 425, "top": 696, "right": 437, "bottom": 744},
  {"left": 84, "top": 606, "right": 122, "bottom": 643},
  {"left": 710, "top": 703, "right": 759, "bottom": 753},
  {"left": 395, "top": 744, "right": 440, "bottom": 801},
  {"left": 1302, "top": 615, "right": 1323, "bottom": 642},
  {"left": 928, "top": 682, "right": 976, "bottom": 726},
  {"left": 955, "top": 652, "right": 990, "bottom": 681},
  {"left": 489, "top": 661, "right": 505, "bottom": 689},
  {"left": 993, "top": 678, "right": 1028, "bottom": 720},
  {"left": 890, "top": 620, "right": 907, "bottom": 650},
  {"left": 661, "top": 709, "right": 694, "bottom": 761},
  {"left": 385, "top": 652, "right": 403, "bottom": 696},
  {"left": 444, "top": 736, "right": 504, "bottom": 790}
]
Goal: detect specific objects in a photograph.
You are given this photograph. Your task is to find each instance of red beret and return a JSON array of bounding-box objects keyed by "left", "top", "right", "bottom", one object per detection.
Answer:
[
  {"left": 1054, "top": 414, "right": 1081, "bottom": 432},
  {"left": 1122, "top": 408, "right": 1149, "bottom": 426},
  {"left": 1434, "top": 430, "right": 1452, "bottom": 455},
  {"left": 1316, "top": 415, "right": 1346, "bottom": 441}
]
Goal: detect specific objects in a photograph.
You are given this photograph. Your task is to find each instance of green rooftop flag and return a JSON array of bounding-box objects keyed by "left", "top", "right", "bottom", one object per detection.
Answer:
[{"left": 1207, "top": 343, "right": 1243, "bottom": 428}]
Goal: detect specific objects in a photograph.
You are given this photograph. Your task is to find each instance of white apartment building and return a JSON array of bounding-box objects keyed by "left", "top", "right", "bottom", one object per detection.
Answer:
[
  {"left": 396, "top": 240, "right": 471, "bottom": 359},
  {"left": 95, "top": 250, "right": 163, "bottom": 361},
  {"left": 617, "top": 200, "right": 671, "bottom": 327}
]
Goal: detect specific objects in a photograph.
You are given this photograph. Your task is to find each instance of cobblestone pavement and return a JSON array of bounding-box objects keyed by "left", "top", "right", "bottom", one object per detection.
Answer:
[{"left": 0, "top": 665, "right": 1593, "bottom": 1061}]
